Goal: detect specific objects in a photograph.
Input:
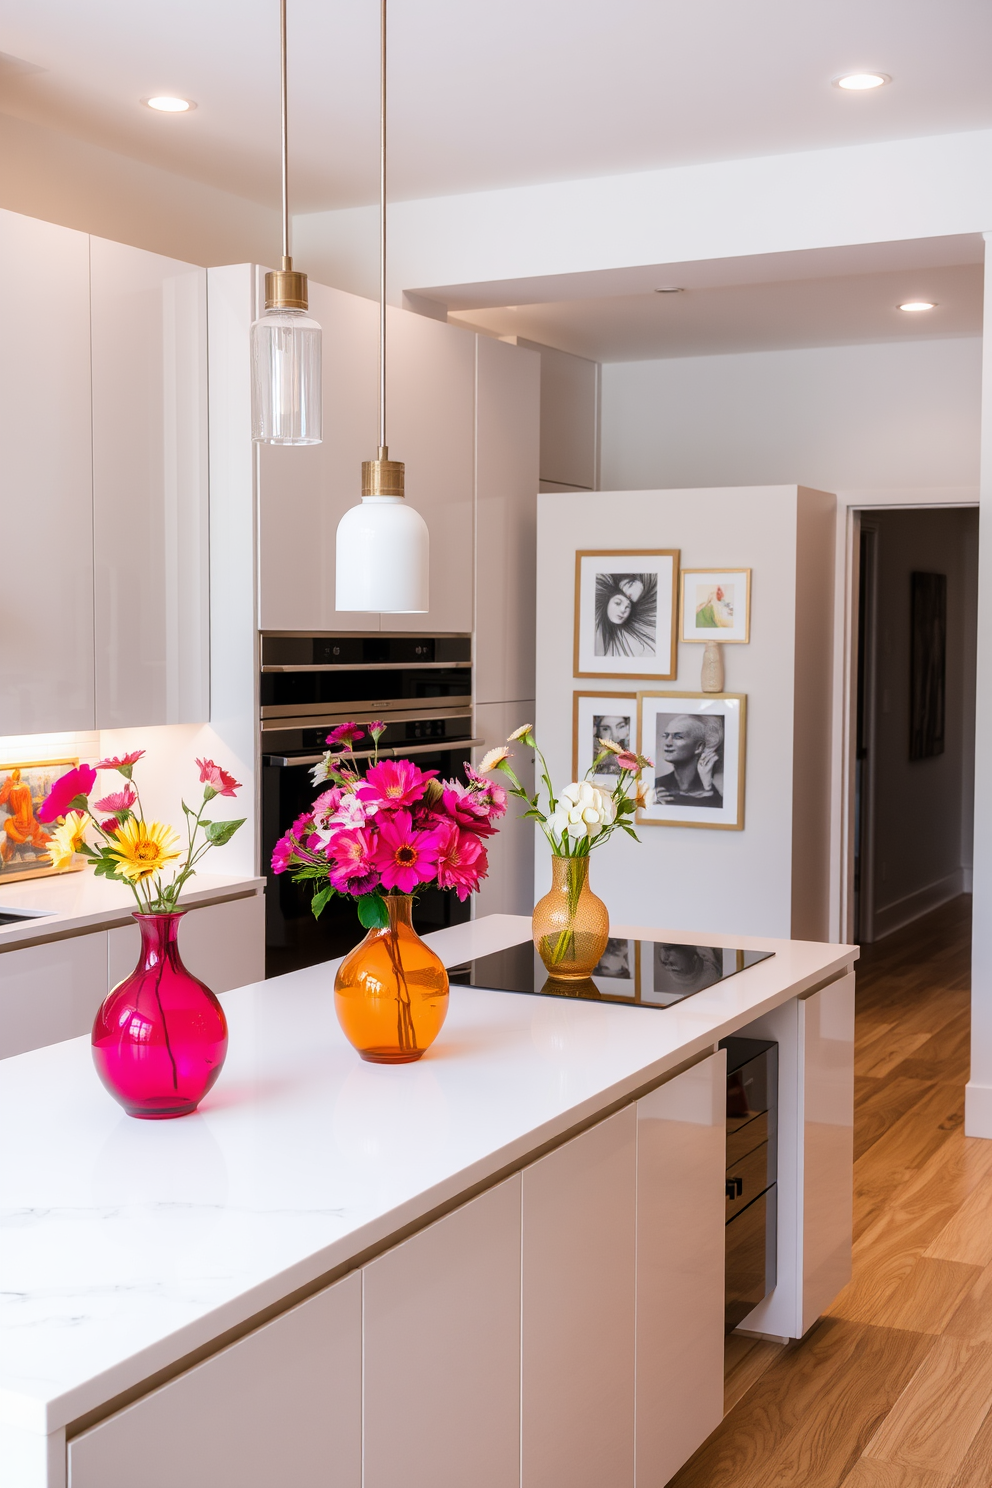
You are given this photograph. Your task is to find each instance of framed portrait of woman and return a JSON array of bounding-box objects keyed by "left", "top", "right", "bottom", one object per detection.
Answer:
[
  {"left": 636, "top": 692, "right": 746, "bottom": 830},
  {"left": 573, "top": 549, "right": 679, "bottom": 680},
  {"left": 572, "top": 691, "right": 637, "bottom": 786}
]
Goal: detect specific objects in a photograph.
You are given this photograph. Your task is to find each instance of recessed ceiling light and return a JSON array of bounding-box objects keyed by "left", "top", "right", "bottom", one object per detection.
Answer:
[
  {"left": 655, "top": 286, "right": 683, "bottom": 294},
  {"left": 898, "top": 301, "right": 936, "bottom": 312},
  {"left": 833, "top": 72, "right": 891, "bottom": 91},
  {"left": 144, "top": 96, "right": 196, "bottom": 112}
]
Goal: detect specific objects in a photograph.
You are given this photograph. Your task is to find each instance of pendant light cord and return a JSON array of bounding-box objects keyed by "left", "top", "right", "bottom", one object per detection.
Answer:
[
  {"left": 379, "top": 0, "right": 387, "bottom": 454},
  {"left": 280, "top": 0, "right": 290, "bottom": 267}
]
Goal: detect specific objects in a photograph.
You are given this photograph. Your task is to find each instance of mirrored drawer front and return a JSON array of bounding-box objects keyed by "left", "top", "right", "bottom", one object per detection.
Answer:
[
  {"left": 725, "top": 1140, "right": 773, "bottom": 1222},
  {"left": 726, "top": 1110, "right": 768, "bottom": 1170}
]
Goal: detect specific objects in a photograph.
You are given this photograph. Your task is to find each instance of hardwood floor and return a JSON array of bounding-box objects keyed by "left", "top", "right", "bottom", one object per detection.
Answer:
[{"left": 669, "top": 895, "right": 992, "bottom": 1488}]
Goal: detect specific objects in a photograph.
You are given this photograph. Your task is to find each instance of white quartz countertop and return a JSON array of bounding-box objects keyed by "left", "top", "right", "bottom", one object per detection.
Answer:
[
  {"left": 0, "top": 913, "right": 857, "bottom": 1437},
  {"left": 0, "top": 869, "right": 265, "bottom": 953}
]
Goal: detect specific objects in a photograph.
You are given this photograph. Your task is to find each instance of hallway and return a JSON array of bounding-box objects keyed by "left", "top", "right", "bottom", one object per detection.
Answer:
[{"left": 671, "top": 896, "right": 992, "bottom": 1487}]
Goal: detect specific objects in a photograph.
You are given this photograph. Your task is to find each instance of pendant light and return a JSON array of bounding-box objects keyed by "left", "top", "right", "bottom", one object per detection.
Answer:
[
  {"left": 250, "top": 0, "right": 322, "bottom": 444},
  {"left": 335, "top": 0, "right": 429, "bottom": 612}
]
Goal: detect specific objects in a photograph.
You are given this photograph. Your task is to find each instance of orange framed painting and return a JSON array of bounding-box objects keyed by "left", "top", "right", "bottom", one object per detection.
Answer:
[{"left": 0, "top": 759, "right": 85, "bottom": 885}]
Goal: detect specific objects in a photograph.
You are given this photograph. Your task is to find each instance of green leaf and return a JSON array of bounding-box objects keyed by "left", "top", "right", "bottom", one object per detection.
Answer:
[
  {"left": 523, "top": 808, "right": 547, "bottom": 822},
  {"left": 181, "top": 800, "right": 195, "bottom": 817},
  {"left": 311, "top": 886, "right": 334, "bottom": 919},
  {"left": 203, "top": 817, "right": 246, "bottom": 846},
  {"left": 357, "top": 894, "right": 389, "bottom": 930},
  {"left": 68, "top": 793, "right": 90, "bottom": 812}
]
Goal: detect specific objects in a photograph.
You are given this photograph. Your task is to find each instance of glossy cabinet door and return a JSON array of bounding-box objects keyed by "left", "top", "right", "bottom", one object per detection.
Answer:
[
  {"left": 90, "top": 236, "right": 209, "bottom": 727},
  {"left": 635, "top": 1051, "right": 726, "bottom": 1485},
  {"left": 107, "top": 893, "right": 265, "bottom": 994},
  {"left": 0, "top": 932, "right": 108, "bottom": 1058},
  {"left": 521, "top": 1105, "right": 637, "bottom": 1488},
  {"left": 257, "top": 279, "right": 379, "bottom": 632},
  {"left": 384, "top": 308, "right": 475, "bottom": 634},
  {"left": 800, "top": 971, "right": 855, "bottom": 1332},
  {"left": 475, "top": 335, "right": 541, "bottom": 705},
  {"left": 0, "top": 209, "right": 94, "bottom": 733},
  {"left": 68, "top": 1270, "right": 362, "bottom": 1488},
  {"left": 363, "top": 1176, "right": 522, "bottom": 1488}
]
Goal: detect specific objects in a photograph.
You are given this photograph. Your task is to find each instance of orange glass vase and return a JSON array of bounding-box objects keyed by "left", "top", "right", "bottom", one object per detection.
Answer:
[
  {"left": 533, "top": 854, "right": 610, "bottom": 980},
  {"left": 334, "top": 895, "right": 449, "bottom": 1063}
]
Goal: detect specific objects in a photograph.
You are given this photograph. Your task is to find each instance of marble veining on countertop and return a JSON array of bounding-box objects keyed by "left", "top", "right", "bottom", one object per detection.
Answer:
[{"left": 0, "top": 912, "right": 856, "bottom": 1435}]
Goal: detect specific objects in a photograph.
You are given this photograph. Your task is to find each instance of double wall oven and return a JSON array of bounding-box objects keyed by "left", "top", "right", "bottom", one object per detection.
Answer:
[{"left": 260, "top": 632, "right": 479, "bottom": 977}]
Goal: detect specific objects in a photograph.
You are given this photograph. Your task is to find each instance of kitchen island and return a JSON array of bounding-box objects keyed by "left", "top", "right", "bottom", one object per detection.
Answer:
[{"left": 0, "top": 914, "right": 857, "bottom": 1488}]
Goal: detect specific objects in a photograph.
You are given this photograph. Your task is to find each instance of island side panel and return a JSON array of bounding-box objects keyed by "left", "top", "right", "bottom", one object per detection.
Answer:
[
  {"left": 521, "top": 1104, "right": 637, "bottom": 1488},
  {"left": 634, "top": 1051, "right": 727, "bottom": 1485},
  {"left": 67, "top": 1270, "right": 362, "bottom": 1488},
  {"left": 363, "top": 1176, "right": 522, "bottom": 1488},
  {"left": 800, "top": 971, "right": 856, "bottom": 1332}
]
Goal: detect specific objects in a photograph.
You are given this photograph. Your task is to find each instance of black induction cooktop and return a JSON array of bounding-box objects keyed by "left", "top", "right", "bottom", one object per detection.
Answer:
[{"left": 448, "top": 937, "right": 773, "bottom": 1008}]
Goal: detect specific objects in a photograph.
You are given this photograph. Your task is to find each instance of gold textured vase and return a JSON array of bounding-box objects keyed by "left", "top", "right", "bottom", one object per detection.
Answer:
[
  {"left": 533, "top": 855, "right": 610, "bottom": 980},
  {"left": 334, "top": 896, "right": 449, "bottom": 1063}
]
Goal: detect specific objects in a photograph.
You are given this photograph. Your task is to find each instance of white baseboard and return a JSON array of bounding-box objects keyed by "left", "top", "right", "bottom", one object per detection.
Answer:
[
  {"left": 965, "top": 1082, "right": 992, "bottom": 1140},
  {"left": 870, "top": 868, "right": 965, "bottom": 941}
]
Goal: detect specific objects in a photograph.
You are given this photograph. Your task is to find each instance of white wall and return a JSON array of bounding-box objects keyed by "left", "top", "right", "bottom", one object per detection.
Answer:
[
  {"left": 0, "top": 110, "right": 279, "bottom": 268},
  {"left": 534, "top": 486, "right": 833, "bottom": 941},
  {"left": 600, "top": 338, "right": 982, "bottom": 495},
  {"left": 865, "top": 508, "right": 978, "bottom": 939}
]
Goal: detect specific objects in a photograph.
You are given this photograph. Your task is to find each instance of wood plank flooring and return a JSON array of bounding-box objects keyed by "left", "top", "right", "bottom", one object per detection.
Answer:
[{"left": 668, "top": 895, "right": 992, "bottom": 1488}]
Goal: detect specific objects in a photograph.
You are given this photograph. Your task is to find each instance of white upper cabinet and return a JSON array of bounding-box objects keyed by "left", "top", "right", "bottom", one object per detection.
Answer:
[
  {"left": 384, "top": 308, "right": 475, "bottom": 635},
  {"left": 257, "top": 280, "right": 380, "bottom": 632},
  {"left": 0, "top": 210, "right": 94, "bottom": 733},
  {"left": 90, "top": 236, "right": 209, "bottom": 727}
]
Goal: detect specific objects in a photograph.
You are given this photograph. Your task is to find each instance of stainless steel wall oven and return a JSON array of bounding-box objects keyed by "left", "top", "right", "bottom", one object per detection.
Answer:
[{"left": 260, "top": 632, "right": 478, "bottom": 977}]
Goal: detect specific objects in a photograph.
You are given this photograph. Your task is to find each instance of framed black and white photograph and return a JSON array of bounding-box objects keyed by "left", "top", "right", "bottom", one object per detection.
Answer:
[
  {"left": 636, "top": 691, "right": 746, "bottom": 830},
  {"left": 680, "top": 568, "right": 751, "bottom": 644},
  {"left": 573, "top": 549, "right": 679, "bottom": 680},
  {"left": 590, "top": 937, "right": 638, "bottom": 999},
  {"left": 572, "top": 691, "right": 636, "bottom": 786}
]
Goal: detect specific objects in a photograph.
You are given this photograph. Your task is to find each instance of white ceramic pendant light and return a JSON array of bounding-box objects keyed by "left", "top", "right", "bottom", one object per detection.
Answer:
[
  {"left": 250, "top": 0, "right": 322, "bottom": 445},
  {"left": 335, "top": 0, "right": 429, "bottom": 613}
]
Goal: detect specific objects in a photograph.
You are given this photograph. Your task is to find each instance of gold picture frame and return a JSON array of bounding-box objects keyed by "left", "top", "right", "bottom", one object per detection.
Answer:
[
  {"left": 680, "top": 568, "right": 751, "bottom": 644},
  {"left": 573, "top": 549, "right": 680, "bottom": 681},
  {"left": 572, "top": 691, "right": 637, "bottom": 785},
  {"left": 0, "top": 758, "right": 86, "bottom": 885},
  {"left": 636, "top": 692, "right": 746, "bottom": 830}
]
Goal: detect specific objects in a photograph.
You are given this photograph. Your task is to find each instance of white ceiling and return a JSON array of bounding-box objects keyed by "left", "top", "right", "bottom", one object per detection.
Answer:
[{"left": 0, "top": 0, "right": 990, "bottom": 213}]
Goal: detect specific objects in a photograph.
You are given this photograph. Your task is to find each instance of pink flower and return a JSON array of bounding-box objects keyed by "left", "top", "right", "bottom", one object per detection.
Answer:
[
  {"left": 99, "top": 818, "right": 119, "bottom": 834},
  {"left": 441, "top": 780, "right": 497, "bottom": 836},
  {"left": 327, "top": 722, "right": 364, "bottom": 747},
  {"left": 271, "top": 833, "right": 296, "bottom": 874},
  {"left": 616, "top": 751, "right": 640, "bottom": 771},
  {"left": 367, "top": 719, "right": 386, "bottom": 737},
  {"left": 328, "top": 793, "right": 369, "bottom": 829},
  {"left": 371, "top": 810, "right": 442, "bottom": 893},
  {"left": 37, "top": 765, "right": 97, "bottom": 822},
  {"left": 435, "top": 820, "right": 488, "bottom": 901},
  {"left": 358, "top": 759, "right": 437, "bottom": 811},
  {"left": 464, "top": 764, "right": 508, "bottom": 819},
  {"left": 95, "top": 750, "right": 145, "bottom": 771},
  {"left": 327, "top": 826, "right": 375, "bottom": 879},
  {"left": 93, "top": 785, "right": 137, "bottom": 815},
  {"left": 196, "top": 758, "right": 242, "bottom": 797},
  {"left": 312, "top": 787, "right": 343, "bottom": 823}
]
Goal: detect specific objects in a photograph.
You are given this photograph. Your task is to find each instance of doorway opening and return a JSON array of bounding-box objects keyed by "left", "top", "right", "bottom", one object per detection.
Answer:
[{"left": 852, "top": 505, "right": 978, "bottom": 946}]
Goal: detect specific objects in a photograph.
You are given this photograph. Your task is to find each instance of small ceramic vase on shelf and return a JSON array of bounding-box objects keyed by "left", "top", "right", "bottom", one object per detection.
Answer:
[
  {"left": 533, "top": 854, "right": 610, "bottom": 980},
  {"left": 701, "top": 640, "right": 724, "bottom": 692},
  {"left": 91, "top": 912, "right": 228, "bottom": 1120},
  {"left": 335, "top": 895, "right": 449, "bottom": 1063}
]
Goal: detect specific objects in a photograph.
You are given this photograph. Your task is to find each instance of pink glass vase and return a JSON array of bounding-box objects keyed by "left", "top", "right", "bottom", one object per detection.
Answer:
[{"left": 91, "top": 912, "right": 228, "bottom": 1119}]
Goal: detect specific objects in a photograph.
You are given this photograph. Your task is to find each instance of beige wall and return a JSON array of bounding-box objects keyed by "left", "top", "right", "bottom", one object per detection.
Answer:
[{"left": 0, "top": 110, "right": 279, "bottom": 267}]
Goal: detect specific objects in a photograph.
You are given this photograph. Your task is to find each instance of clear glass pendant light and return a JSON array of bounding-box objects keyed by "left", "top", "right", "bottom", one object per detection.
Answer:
[
  {"left": 250, "top": 0, "right": 322, "bottom": 445},
  {"left": 335, "top": 0, "right": 428, "bottom": 612}
]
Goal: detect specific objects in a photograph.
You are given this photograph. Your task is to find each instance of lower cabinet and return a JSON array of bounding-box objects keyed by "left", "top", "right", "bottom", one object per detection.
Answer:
[
  {"left": 0, "top": 933, "right": 108, "bottom": 1059},
  {"left": 68, "top": 1271, "right": 362, "bottom": 1488},
  {"left": 800, "top": 972, "right": 855, "bottom": 1333},
  {"left": 65, "top": 1053, "right": 727, "bottom": 1488}
]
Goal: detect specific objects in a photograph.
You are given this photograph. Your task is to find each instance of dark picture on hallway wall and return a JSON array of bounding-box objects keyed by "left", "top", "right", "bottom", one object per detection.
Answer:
[{"left": 909, "top": 571, "right": 946, "bottom": 761}]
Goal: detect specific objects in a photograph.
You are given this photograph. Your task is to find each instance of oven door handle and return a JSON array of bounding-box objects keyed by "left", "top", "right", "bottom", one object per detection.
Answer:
[{"left": 264, "top": 738, "right": 485, "bottom": 768}]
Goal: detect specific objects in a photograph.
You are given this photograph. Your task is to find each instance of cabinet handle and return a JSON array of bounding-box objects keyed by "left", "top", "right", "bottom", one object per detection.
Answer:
[{"left": 726, "top": 1176, "right": 744, "bottom": 1200}]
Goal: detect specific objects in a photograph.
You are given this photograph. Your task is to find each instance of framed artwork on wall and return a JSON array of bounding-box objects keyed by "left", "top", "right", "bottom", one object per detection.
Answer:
[
  {"left": 909, "top": 571, "right": 946, "bottom": 760},
  {"left": 0, "top": 759, "right": 85, "bottom": 885},
  {"left": 572, "top": 691, "right": 637, "bottom": 786},
  {"left": 636, "top": 692, "right": 746, "bottom": 830},
  {"left": 573, "top": 549, "right": 680, "bottom": 680},
  {"left": 680, "top": 568, "right": 751, "bottom": 644}
]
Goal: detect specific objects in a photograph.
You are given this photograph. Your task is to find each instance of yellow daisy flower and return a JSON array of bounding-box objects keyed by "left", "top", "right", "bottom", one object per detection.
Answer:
[
  {"left": 47, "top": 811, "right": 90, "bottom": 871},
  {"left": 109, "top": 818, "right": 182, "bottom": 883},
  {"left": 479, "top": 747, "right": 510, "bottom": 773},
  {"left": 507, "top": 724, "right": 533, "bottom": 742}
]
